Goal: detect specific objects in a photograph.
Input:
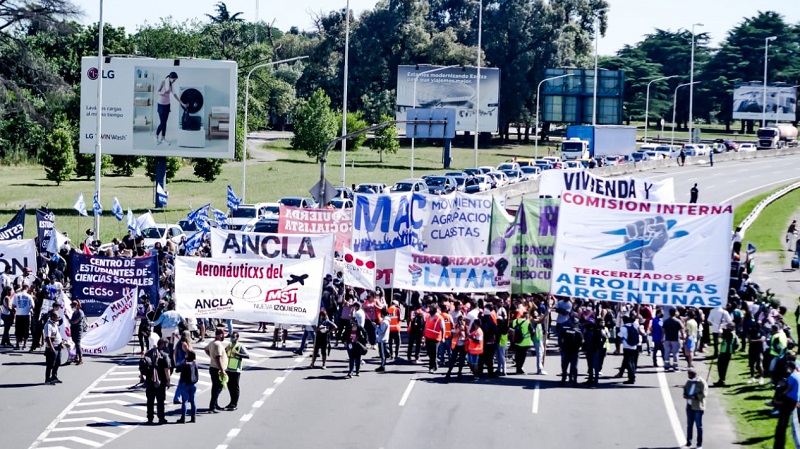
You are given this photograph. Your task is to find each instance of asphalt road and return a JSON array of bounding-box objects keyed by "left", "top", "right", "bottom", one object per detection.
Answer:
[{"left": 6, "top": 153, "right": 800, "bottom": 449}]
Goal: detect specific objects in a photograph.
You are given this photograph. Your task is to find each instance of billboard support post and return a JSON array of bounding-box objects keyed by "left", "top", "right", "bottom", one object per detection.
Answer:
[
  {"left": 341, "top": 0, "right": 350, "bottom": 188},
  {"left": 763, "top": 36, "right": 778, "bottom": 128},
  {"left": 93, "top": 0, "right": 104, "bottom": 238}
]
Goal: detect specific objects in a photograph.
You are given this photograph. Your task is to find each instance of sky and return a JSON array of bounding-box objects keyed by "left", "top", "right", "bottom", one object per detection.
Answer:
[{"left": 74, "top": 0, "right": 799, "bottom": 56}]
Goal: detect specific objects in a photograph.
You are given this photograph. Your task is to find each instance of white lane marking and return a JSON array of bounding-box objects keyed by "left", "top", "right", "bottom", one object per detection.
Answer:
[
  {"left": 227, "top": 429, "right": 240, "bottom": 438},
  {"left": 74, "top": 400, "right": 146, "bottom": 409},
  {"left": 532, "top": 381, "right": 540, "bottom": 414},
  {"left": 240, "top": 414, "right": 252, "bottom": 422},
  {"left": 49, "top": 427, "right": 118, "bottom": 438},
  {"left": 252, "top": 400, "right": 264, "bottom": 408},
  {"left": 657, "top": 367, "right": 686, "bottom": 447},
  {"left": 29, "top": 365, "right": 119, "bottom": 449},
  {"left": 722, "top": 176, "right": 800, "bottom": 204},
  {"left": 274, "top": 377, "right": 285, "bottom": 384},
  {"left": 263, "top": 387, "right": 275, "bottom": 395},
  {"left": 66, "top": 408, "right": 141, "bottom": 421},
  {"left": 398, "top": 380, "right": 416, "bottom": 407},
  {"left": 215, "top": 445, "right": 228, "bottom": 449},
  {"left": 41, "top": 436, "right": 102, "bottom": 448}
]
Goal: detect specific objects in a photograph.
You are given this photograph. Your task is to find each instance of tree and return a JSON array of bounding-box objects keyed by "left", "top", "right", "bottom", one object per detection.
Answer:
[
  {"left": 371, "top": 115, "right": 400, "bottom": 162},
  {"left": 111, "top": 155, "right": 143, "bottom": 177},
  {"left": 291, "top": 88, "right": 338, "bottom": 161},
  {"left": 42, "top": 126, "right": 76, "bottom": 185},
  {"left": 205, "top": 2, "right": 244, "bottom": 24},
  {"left": 192, "top": 158, "right": 223, "bottom": 181},
  {"left": 145, "top": 157, "right": 183, "bottom": 182},
  {"left": 74, "top": 151, "right": 113, "bottom": 179},
  {"left": 337, "top": 110, "right": 368, "bottom": 151}
]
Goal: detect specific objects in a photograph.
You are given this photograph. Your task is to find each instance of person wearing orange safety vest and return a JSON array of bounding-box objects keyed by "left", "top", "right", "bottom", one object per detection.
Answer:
[
  {"left": 446, "top": 315, "right": 468, "bottom": 379},
  {"left": 466, "top": 319, "right": 484, "bottom": 381},
  {"left": 423, "top": 305, "right": 445, "bottom": 373},
  {"left": 387, "top": 300, "right": 402, "bottom": 359},
  {"left": 437, "top": 307, "right": 454, "bottom": 367}
]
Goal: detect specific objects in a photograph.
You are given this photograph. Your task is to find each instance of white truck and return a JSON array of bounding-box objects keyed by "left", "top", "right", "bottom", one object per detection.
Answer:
[
  {"left": 757, "top": 124, "right": 798, "bottom": 149},
  {"left": 560, "top": 125, "right": 638, "bottom": 161}
]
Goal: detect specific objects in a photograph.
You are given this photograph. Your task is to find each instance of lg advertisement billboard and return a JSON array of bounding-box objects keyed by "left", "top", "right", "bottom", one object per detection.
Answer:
[
  {"left": 79, "top": 57, "right": 237, "bottom": 159},
  {"left": 732, "top": 83, "right": 797, "bottom": 122},
  {"left": 395, "top": 65, "right": 500, "bottom": 134}
]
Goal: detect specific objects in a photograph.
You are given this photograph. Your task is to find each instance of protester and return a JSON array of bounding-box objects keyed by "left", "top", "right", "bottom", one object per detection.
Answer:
[
  {"left": 510, "top": 310, "right": 534, "bottom": 374},
  {"left": 714, "top": 323, "right": 739, "bottom": 387},
  {"left": 176, "top": 351, "right": 199, "bottom": 424},
  {"left": 376, "top": 308, "right": 390, "bottom": 372},
  {"left": 478, "top": 304, "right": 498, "bottom": 378},
  {"left": 663, "top": 308, "right": 685, "bottom": 371},
  {"left": 1, "top": 286, "right": 14, "bottom": 347},
  {"left": 346, "top": 317, "right": 367, "bottom": 379},
  {"left": 172, "top": 330, "right": 193, "bottom": 404},
  {"left": 446, "top": 315, "right": 468, "bottom": 379},
  {"left": 144, "top": 338, "right": 171, "bottom": 425},
  {"left": 68, "top": 299, "right": 86, "bottom": 365},
  {"left": 224, "top": 331, "right": 249, "bottom": 411},
  {"left": 43, "top": 310, "right": 63, "bottom": 384},
  {"left": 690, "top": 183, "right": 699, "bottom": 204},
  {"left": 466, "top": 319, "right": 484, "bottom": 380},
  {"left": 683, "top": 368, "right": 707, "bottom": 449},
  {"left": 615, "top": 315, "right": 642, "bottom": 385},
  {"left": 423, "top": 305, "right": 445, "bottom": 374},
  {"left": 310, "top": 310, "right": 337, "bottom": 370},
  {"left": 583, "top": 316, "right": 602, "bottom": 387},
  {"left": 11, "top": 284, "right": 33, "bottom": 350},
  {"left": 560, "top": 314, "right": 583, "bottom": 385},
  {"left": 204, "top": 329, "right": 227, "bottom": 413},
  {"left": 387, "top": 300, "right": 402, "bottom": 359}
]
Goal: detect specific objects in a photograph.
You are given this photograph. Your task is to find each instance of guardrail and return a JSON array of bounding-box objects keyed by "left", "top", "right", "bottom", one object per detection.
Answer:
[{"left": 738, "top": 180, "right": 800, "bottom": 233}]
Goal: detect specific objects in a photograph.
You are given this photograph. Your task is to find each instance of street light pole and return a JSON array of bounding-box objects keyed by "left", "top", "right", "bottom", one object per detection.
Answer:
[
  {"left": 411, "top": 65, "right": 459, "bottom": 178},
  {"left": 473, "top": 0, "right": 482, "bottom": 167},
  {"left": 672, "top": 81, "right": 700, "bottom": 147},
  {"left": 340, "top": 0, "right": 350, "bottom": 187},
  {"left": 242, "top": 56, "right": 308, "bottom": 202},
  {"left": 763, "top": 36, "right": 778, "bottom": 128},
  {"left": 688, "top": 23, "right": 703, "bottom": 144},
  {"left": 535, "top": 73, "right": 574, "bottom": 158},
  {"left": 592, "top": 13, "right": 601, "bottom": 126},
  {"left": 94, "top": 0, "right": 104, "bottom": 237},
  {"left": 645, "top": 75, "right": 679, "bottom": 144}
]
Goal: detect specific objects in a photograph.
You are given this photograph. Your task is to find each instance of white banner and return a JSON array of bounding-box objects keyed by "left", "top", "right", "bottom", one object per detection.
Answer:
[
  {"left": 413, "top": 193, "right": 492, "bottom": 255},
  {"left": 78, "top": 287, "right": 138, "bottom": 354},
  {"left": 0, "top": 239, "right": 37, "bottom": 276},
  {"left": 539, "top": 169, "right": 675, "bottom": 203},
  {"left": 210, "top": 228, "right": 334, "bottom": 273},
  {"left": 393, "top": 248, "right": 511, "bottom": 293},
  {"left": 174, "top": 257, "right": 324, "bottom": 326},
  {"left": 352, "top": 193, "right": 424, "bottom": 252},
  {"left": 340, "top": 248, "right": 376, "bottom": 290},
  {"left": 550, "top": 192, "right": 733, "bottom": 307}
]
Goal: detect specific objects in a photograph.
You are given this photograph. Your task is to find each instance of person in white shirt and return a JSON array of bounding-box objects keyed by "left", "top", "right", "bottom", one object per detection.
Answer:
[
  {"left": 353, "top": 302, "right": 366, "bottom": 329},
  {"left": 0, "top": 266, "right": 13, "bottom": 290},
  {"left": 12, "top": 287, "right": 33, "bottom": 350},
  {"left": 707, "top": 305, "right": 732, "bottom": 359},
  {"left": 731, "top": 226, "right": 744, "bottom": 254},
  {"left": 44, "top": 311, "right": 64, "bottom": 384}
]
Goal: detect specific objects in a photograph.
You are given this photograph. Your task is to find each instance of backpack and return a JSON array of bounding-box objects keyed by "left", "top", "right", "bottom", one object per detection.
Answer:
[
  {"left": 139, "top": 349, "right": 162, "bottom": 386},
  {"left": 562, "top": 327, "right": 582, "bottom": 352},
  {"left": 512, "top": 319, "right": 525, "bottom": 345},
  {"left": 624, "top": 324, "right": 640, "bottom": 346},
  {"left": 411, "top": 311, "right": 425, "bottom": 332}
]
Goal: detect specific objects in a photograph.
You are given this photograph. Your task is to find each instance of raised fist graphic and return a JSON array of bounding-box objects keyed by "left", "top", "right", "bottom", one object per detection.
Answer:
[{"left": 623, "top": 216, "right": 669, "bottom": 270}]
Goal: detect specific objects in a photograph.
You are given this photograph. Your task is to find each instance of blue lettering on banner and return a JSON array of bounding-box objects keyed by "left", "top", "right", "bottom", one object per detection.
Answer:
[
  {"left": 553, "top": 273, "right": 721, "bottom": 307},
  {"left": 353, "top": 194, "right": 425, "bottom": 252},
  {"left": 423, "top": 266, "right": 496, "bottom": 289},
  {"left": 70, "top": 253, "right": 159, "bottom": 316}
]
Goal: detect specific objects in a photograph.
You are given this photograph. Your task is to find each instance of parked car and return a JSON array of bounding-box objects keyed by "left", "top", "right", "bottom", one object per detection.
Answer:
[
  {"left": 653, "top": 145, "right": 681, "bottom": 158},
  {"left": 682, "top": 147, "right": 697, "bottom": 157},
  {"left": 279, "top": 196, "right": 317, "bottom": 209},
  {"left": 329, "top": 198, "right": 353, "bottom": 209},
  {"left": 141, "top": 224, "right": 185, "bottom": 249},
  {"left": 502, "top": 169, "right": 523, "bottom": 184},
  {"left": 630, "top": 152, "right": 651, "bottom": 162},
  {"left": 426, "top": 176, "right": 458, "bottom": 195},
  {"left": 497, "top": 162, "right": 521, "bottom": 172},
  {"left": 392, "top": 178, "right": 429, "bottom": 193},
  {"left": 177, "top": 219, "right": 201, "bottom": 238},
  {"left": 739, "top": 143, "right": 757, "bottom": 152},
  {"left": 714, "top": 138, "right": 739, "bottom": 152},
  {"left": 534, "top": 159, "right": 554, "bottom": 170},
  {"left": 445, "top": 172, "right": 468, "bottom": 191},
  {"left": 355, "top": 183, "right": 387, "bottom": 194},
  {"left": 242, "top": 217, "right": 279, "bottom": 234},
  {"left": 515, "top": 158, "right": 537, "bottom": 167},
  {"left": 645, "top": 150, "right": 667, "bottom": 160},
  {"left": 542, "top": 156, "right": 560, "bottom": 166},
  {"left": 520, "top": 166, "right": 542, "bottom": 180},
  {"left": 486, "top": 171, "right": 509, "bottom": 188},
  {"left": 334, "top": 186, "right": 354, "bottom": 200},
  {"left": 228, "top": 203, "right": 272, "bottom": 230},
  {"left": 639, "top": 143, "right": 658, "bottom": 152},
  {"left": 478, "top": 166, "right": 495, "bottom": 175},
  {"left": 464, "top": 175, "right": 492, "bottom": 193},
  {"left": 462, "top": 168, "right": 483, "bottom": 176}
]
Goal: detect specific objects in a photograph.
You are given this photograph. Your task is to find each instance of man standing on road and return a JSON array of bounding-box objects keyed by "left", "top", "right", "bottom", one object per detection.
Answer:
[
  {"left": 774, "top": 361, "right": 800, "bottom": 449},
  {"left": 683, "top": 368, "right": 707, "bottom": 449},
  {"left": 662, "top": 308, "right": 684, "bottom": 371},
  {"left": 650, "top": 308, "right": 665, "bottom": 367},
  {"left": 679, "top": 148, "right": 686, "bottom": 166},
  {"left": 707, "top": 303, "right": 732, "bottom": 359},
  {"left": 559, "top": 314, "right": 583, "bottom": 385},
  {"left": 12, "top": 284, "right": 33, "bottom": 350},
  {"left": 786, "top": 220, "right": 797, "bottom": 251},
  {"left": 615, "top": 315, "right": 643, "bottom": 384},
  {"left": 144, "top": 338, "right": 171, "bottom": 424},
  {"left": 43, "top": 311, "right": 63, "bottom": 384},
  {"left": 204, "top": 328, "right": 228, "bottom": 413},
  {"left": 423, "top": 305, "right": 445, "bottom": 374},
  {"left": 689, "top": 183, "right": 699, "bottom": 204},
  {"left": 510, "top": 310, "right": 534, "bottom": 374},
  {"left": 709, "top": 150, "right": 714, "bottom": 167},
  {"left": 224, "top": 331, "right": 249, "bottom": 411}
]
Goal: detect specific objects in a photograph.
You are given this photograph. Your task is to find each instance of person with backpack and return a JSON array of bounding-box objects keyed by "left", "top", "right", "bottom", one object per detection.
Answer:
[
  {"left": 478, "top": 304, "right": 499, "bottom": 378},
  {"left": 176, "top": 351, "right": 199, "bottom": 423},
  {"left": 407, "top": 305, "right": 427, "bottom": 363},
  {"left": 510, "top": 310, "right": 535, "bottom": 375},
  {"left": 615, "top": 315, "right": 643, "bottom": 385},
  {"left": 143, "top": 338, "right": 172, "bottom": 424},
  {"left": 559, "top": 314, "right": 584, "bottom": 385},
  {"left": 310, "top": 310, "right": 337, "bottom": 370}
]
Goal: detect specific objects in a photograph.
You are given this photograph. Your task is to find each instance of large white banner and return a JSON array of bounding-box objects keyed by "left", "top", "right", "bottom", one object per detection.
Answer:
[
  {"left": 174, "top": 257, "right": 324, "bottom": 325},
  {"left": 550, "top": 192, "right": 732, "bottom": 307},
  {"left": 352, "top": 193, "right": 423, "bottom": 252},
  {"left": 414, "top": 193, "right": 492, "bottom": 255},
  {"left": 539, "top": 169, "right": 675, "bottom": 203},
  {"left": 393, "top": 248, "right": 511, "bottom": 293},
  {"left": 77, "top": 287, "right": 138, "bottom": 354},
  {"left": 0, "top": 239, "right": 37, "bottom": 276},
  {"left": 210, "top": 228, "right": 334, "bottom": 274},
  {"left": 339, "top": 248, "right": 376, "bottom": 290}
]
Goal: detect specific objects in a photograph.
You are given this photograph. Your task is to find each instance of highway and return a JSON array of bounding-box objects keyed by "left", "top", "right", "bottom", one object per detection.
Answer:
[{"left": 5, "top": 153, "right": 800, "bottom": 449}]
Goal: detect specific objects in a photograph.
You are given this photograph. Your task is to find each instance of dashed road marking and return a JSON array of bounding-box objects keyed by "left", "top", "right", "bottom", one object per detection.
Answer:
[{"left": 398, "top": 380, "right": 416, "bottom": 407}]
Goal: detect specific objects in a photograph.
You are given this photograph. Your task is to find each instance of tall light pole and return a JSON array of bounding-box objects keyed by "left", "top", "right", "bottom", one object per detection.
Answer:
[
  {"left": 242, "top": 56, "right": 308, "bottom": 202},
  {"left": 688, "top": 23, "right": 703, "bottom": 144},
  {"left": 411, "top": 65, "right": 459, "bottom": 178},
  {"left": 592, "top": 12, "right": 603, "bottom": 126},
  {"left": 94, "top": 0, "right": 104, "bottom": 237},
  {"left": 340, "top": 0, "right": 351, "bottom": 187},
  {"left": 535, "top": 73, "right": 574, "bottom": 158},
  {"left": 763, "top": 36, "right": 778, "bottom": 127},
  {"left": 672, "top": 81, "right": 700, "bottom": 147},
  {"left": 645, "top": 75, "right": 679, "bottom": 144},
  {"left": 473, "top": 0, "right": 482, "bottom": 167}
]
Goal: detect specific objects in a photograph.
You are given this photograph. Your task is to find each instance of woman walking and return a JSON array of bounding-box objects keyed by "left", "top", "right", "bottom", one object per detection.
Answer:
[
  {"left": 68, "top": 300, "right": 86, "bottom": 365},
  {"left": 1, "top": 287, "right": 13, "bottom": 347},
  {"left": 346, "top": 317, "right": 367, "bottom": 379},
  {"left": 173, "top": 330, "right": 193, "bottom": 404},
  {"left": 446, "top": 315, "right": 468, "bottom": 379},
  {"left": 310, "top": 310, "right": 337, "bottom": 369}
]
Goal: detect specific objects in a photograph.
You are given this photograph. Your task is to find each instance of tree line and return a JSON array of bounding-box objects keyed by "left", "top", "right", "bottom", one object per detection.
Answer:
[{"left": 1, "top": 1, "right": 798, "bottom": 184}]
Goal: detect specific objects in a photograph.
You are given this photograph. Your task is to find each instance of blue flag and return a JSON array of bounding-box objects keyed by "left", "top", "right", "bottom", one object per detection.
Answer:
[
  {"left": 112, "top": 197, "right": 124, "bottom": 221},
  {"left": 92, "top": 192, "right": 102, "bottom": 215},
  {"left": 227, "top": 185, "right": 241, "bottom": 210},
  {"left": 197, "top": 217, "right": 211, "bottom": 233},
  {"left": 184, "top": 231, "right": 206, "bottom": 254},
  {"left": 212, "top": 208, "right": 228, "bottom": 229},
  {"left": 126, "top": 208, "right": 136, "bottom": 233},
  {"left": 187, "top": 204, "right": 210, "bottom": 225},
  {"left": 74, "top": 193, "right": 88, "bottom": 217},
  {"left": 156, "top": 184, "right": 168, "bottom": 208}
]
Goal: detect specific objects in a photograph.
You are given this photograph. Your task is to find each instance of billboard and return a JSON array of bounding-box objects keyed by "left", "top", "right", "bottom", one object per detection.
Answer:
[
  {"left": 80, "top": 57, "right": 237, "bottom": 158},
  {"left": 396, "top": 65, "right": 500, "bottom": 133},
  {"left": 732, "top": 83, "right": 797, "bottom": 121},
  {"left": 541, "top": 68, "right": 625, "bottom": 125}
]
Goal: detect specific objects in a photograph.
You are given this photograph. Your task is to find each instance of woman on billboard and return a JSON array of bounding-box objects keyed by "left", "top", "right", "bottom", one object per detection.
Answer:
[{"left": 155, "top": 72, "right": 186, "bottom": 146}]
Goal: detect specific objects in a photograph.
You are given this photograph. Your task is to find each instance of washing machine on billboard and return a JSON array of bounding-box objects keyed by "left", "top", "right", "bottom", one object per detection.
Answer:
[{"left": 178, "top": 86, "right": 206, "bottom": 148}]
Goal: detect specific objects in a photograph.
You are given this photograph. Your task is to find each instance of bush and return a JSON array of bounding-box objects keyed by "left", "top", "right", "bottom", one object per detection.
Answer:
[
  {"left": 144, "top": 156, "right": 183, "bottom": 182},
  {"left": 42, "top": 127, "right": 76, "bottom": 185},
  {"left": 336, "top": 111, "right": 368, "bottom": 151},
  {"left": 192, "top": 158, "right": 223, "bottom": 181}
]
